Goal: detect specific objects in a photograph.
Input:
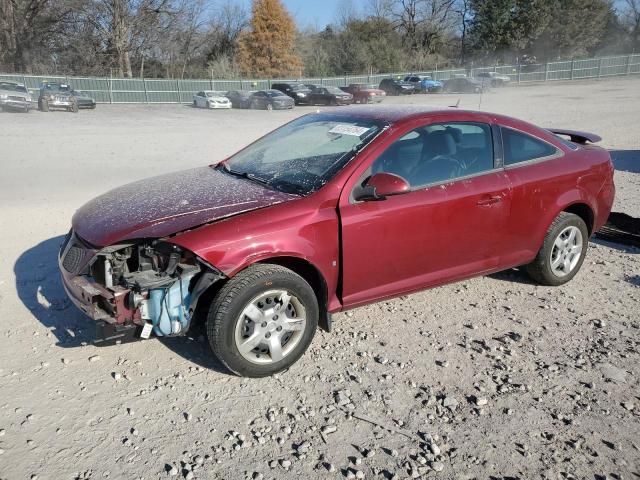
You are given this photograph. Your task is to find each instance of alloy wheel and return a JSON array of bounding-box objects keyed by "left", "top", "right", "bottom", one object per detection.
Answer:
[
  {"left": 549, "top": 226, "right": 583, "bottom": 277},
  {"left": 234, "top": 289, "right": 306, "bottom": 364}
]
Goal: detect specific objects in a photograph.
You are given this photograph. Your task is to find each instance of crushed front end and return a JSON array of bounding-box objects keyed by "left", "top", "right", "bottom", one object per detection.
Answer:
[{"left": 58, "top": 231, "right": 224, "bottom": 345}]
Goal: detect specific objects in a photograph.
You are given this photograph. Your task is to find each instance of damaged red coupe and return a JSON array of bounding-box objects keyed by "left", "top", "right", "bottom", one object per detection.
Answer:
[{"left": 59, "top": 106, "right": 615, "bottom": 377}]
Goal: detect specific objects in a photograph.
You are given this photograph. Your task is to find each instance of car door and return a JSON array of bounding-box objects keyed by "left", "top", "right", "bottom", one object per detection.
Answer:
[
  {"left": 497, "top": 125, "right": 566, "bottom": 266},
  {"left": 339, "top": 116, "right": 512, "bottom": 308}
]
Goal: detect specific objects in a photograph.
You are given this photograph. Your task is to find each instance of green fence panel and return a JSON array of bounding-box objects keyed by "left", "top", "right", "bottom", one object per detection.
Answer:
[{"left": 2, "top": 53, "right": 637, "bottom": 104}]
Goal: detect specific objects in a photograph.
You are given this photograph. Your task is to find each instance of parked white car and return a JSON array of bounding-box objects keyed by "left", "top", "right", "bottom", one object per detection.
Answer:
[{"left": 193, "top": 91, "right": 231, "bottom": 109}]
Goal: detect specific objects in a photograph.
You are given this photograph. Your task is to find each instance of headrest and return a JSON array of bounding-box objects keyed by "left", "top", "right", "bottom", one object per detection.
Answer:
[{"left": 425, "top": 130, "right": 457, "bottom": 157}]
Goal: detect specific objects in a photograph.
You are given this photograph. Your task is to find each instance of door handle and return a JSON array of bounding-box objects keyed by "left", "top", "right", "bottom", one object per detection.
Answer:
[{"left": 477, "top": 195, "right": 502, "bottom": 206}]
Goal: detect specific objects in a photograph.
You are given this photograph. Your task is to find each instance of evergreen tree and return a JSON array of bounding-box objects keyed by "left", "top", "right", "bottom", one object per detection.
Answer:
[{"left": 236, "top": 0, "right": 302, "bottom": 77}]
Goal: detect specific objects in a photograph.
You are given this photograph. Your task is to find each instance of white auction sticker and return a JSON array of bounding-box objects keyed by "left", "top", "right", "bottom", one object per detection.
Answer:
[{"left": 328, "top": 124, "right": 371, "bottom": 136}]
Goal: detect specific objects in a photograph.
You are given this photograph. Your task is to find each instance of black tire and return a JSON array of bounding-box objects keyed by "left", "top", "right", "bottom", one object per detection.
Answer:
[
  {"left": 266, "top": 103, "right": 273, "bottom": 111},
  {"left": 524, "top": 212, "right": 589, "bottom": 286},
  {"left": 206, "top": 264, "right": 319, "bottom": 377},
  {"left": 41, "top": 99, "right": 49, "bottom": 112},
  {"left": 71, "top": 99, "right": 79, "bottom": 113}
]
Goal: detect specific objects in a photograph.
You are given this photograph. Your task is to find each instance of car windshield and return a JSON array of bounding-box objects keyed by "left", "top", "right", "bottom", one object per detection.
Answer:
[
  {"left": 45, "top": 84, "right": 71, "bottom": 92},
  {"left": 220, "top": 114, "right": 385, "bottom": 195},
  {"left": 206, "top": 91, "right": 226, "bottom": 97},
  {"left": 289, "top": 84, "right": 308, "bottom": 91},
  {"left": 326, "top": 87, "right": 344, "bottom": 94},
  {"left": 0, "top": 83, "right": 26, "bottom": 93},
  {"left": 266, "top": 90, "right": 285, "bottom": 97}
]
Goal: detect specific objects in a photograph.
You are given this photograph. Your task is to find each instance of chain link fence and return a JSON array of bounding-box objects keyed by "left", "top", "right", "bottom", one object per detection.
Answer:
[{"left": 1, "top": 53, "right": 638, "bottom": 104}]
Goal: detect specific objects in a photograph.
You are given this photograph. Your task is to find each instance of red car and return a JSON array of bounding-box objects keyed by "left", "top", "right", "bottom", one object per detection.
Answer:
[
  {"left": 59, "top": 107, "right": 615, "bottom": 377},
  {"left": 341, "top": 83, "right": 386, "bottom": 104}
]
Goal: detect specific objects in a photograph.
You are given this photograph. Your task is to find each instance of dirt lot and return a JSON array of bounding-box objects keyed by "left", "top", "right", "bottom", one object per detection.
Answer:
[{"left": 0, "top": 77, "right": 638, "bottom": 480}]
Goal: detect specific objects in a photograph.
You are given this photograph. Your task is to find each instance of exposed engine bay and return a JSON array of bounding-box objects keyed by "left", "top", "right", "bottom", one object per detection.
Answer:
[{"left": 61, "top": 235, "right": 223, "bottom": 342}]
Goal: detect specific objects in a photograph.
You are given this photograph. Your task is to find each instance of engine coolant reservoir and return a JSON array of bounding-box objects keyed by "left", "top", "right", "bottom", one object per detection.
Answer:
[{"left": 147, "top": 270, "right": 198, "bottom": 336}]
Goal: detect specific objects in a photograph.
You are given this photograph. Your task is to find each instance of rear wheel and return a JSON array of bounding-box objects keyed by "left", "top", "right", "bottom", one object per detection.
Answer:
[
  {"left": 524, "top": 212, "right": 588, "bottom": 286},
  {"left": 70, "top": 99, "right": 79, "bottom": 113},
  {"left": 206, "top": 264, "right": 319, "bottom": 377},
  {"left": 266, "top": 103, "right": 273, "bottom": 111}
]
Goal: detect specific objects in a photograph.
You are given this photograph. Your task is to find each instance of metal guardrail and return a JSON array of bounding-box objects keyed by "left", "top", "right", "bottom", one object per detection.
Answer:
[{"left": 1, "top": 54, "right": 638, "bottom": 104}]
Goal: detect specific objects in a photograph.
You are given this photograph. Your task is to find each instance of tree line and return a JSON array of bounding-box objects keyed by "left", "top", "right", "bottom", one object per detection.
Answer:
[{"left": 1, "top": 0, "right": 639, "bottom": 79}]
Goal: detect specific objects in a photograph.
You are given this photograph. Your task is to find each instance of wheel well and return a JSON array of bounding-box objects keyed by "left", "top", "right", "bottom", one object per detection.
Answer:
[
  {"left": 258, "top": 257, "right": 330, "bottom": 332},
  {"left": 191, "top": 257, "right": 331, "bottom": 332},
  {"left": 563, "top": 203, "right": 595, "bottom": 234}
]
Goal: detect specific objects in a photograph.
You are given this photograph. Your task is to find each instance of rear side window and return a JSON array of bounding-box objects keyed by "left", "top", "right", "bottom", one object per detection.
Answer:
[{"left": 502, "top": 128, "right": 558, "bottom": 165}]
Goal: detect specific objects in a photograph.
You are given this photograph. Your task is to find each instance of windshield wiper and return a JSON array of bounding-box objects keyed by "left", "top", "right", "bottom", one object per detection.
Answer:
[{"left": 217, "top": 163, "right": 280, "bottom": 191}]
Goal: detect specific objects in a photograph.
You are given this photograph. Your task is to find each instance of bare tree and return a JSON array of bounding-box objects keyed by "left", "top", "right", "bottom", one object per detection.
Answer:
[
  {"left": 375, "top": 0, "right": 457, "bottom": 53},
  {"left": 621, "top": 0, "right": 640, "bottom": 50},
  {"left": 0, "top": 0, "right": 78, "bottom": 72},
  {"left": 83, "top": 0, "right": 178, "bottom": 77}
]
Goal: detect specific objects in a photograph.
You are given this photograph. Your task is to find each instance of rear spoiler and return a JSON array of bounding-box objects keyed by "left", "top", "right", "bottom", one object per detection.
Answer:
[{"left": 546, "top": 128, "right": 601, "bottom": 144}]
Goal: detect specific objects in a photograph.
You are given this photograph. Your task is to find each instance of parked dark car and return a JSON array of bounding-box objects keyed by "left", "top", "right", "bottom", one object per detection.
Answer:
[
  {"left": 271, "top": 82, "right": 312, "bottom": 105},
  {"left": 38, "top": 82, "right": 79, "bottom": 112},
  {"left": 225, "top": 90, "right": 257, "bottom": 109},
  {"left": 341, "top": 84, "right": 386, "bottom": 104},
  {"left": 403, "top": 75, "right": 443, "bottom": 93},
  {"left": 0, "top": 81, "right": 31, "bottom": 112},
  {"left": 74, "top": 90, "right": 97, "bottom": 109},
  {"left": 379, "top": 78, "right": 415, "bottom": 96},
  {"left": 443, "top": 77, "right": 484, "bottom": 93},
  {"left": 59, "top": 106, "right": 614, "bottom": 377},
  {"left": 306, "top": 85, "right": 353, "bottom": 105},
  {"left": 249, "top": 90, "right": 295, "bottom": 110}
]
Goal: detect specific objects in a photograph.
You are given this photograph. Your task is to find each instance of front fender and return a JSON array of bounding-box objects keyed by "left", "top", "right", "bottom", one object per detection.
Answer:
[{"left": 168, "top": 198, "right": 342, "bottom": 312}]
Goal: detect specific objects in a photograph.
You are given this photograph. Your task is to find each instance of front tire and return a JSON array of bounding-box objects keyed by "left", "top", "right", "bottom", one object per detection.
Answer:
[
  {"left": 206, "top": 264, "right": 319, "bottom": 377},
  {"left": 524, "top": 212, "right": 588, "bottom": 286},
  {"left": 41, "top": 99, "right": 49, "bottom": 112}
]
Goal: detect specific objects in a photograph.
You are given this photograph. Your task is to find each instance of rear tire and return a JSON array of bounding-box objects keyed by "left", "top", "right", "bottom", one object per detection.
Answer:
[
  {"left": 524, "top": 212, "right": 589, "bottom": 286},
  {"left": 266, "top": 103, "right": 273, "bottom": 111},
  {"left": 41, "top": 99, "right": 49, "bottom": 112},
  {"left": 206, "top": 264, "right": 319, "bottom": 377},
  {"left": 71, "top": 99, "right": 79, "bottom": 113}
]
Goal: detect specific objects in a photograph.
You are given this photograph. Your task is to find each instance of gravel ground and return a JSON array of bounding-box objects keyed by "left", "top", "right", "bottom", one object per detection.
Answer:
[{"left": 0, "top": 77, "right": 638, "bottom": 480}]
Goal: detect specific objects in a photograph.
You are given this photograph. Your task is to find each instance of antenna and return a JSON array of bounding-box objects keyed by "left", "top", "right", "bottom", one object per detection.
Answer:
[
  {"left": 448, "top": 98, "right": 460, "bottom": 108},
  {"left": 478, "top": 86, "right": 483, "bottom": 110}
]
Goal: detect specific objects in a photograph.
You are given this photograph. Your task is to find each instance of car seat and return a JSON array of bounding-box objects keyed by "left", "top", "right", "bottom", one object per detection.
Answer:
[{"left": 410, "top": 131, "right": 464, "bottom": 186}]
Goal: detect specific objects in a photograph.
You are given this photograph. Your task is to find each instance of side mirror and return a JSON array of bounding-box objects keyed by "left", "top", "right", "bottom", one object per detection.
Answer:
[{"left": 354, "top": 172, "right": 410, "bottom": 201}]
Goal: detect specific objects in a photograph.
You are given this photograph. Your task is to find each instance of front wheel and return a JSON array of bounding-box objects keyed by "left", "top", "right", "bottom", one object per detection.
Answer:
[
  {"left": 524, "top": 212, "right": 589, "bottom": 286},
  {"left": 206, "top": 264, "right": 319, "bottom": 377},
  {"left": 70, "top": 99, "right": 79, "bottom": 113}
]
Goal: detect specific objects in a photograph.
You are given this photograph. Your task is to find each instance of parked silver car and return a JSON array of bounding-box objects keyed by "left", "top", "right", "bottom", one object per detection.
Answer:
[
  {"left": 476, "top": 71, "right": 512, "bottom": 87},
  {"left": 0, "top": 82, "right": 31, "bottom": 112}
]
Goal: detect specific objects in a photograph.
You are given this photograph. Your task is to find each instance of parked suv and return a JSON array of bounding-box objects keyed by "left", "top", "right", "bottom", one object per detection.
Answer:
[
  {"left": 0, "top": 81, "right": 31, "bottom": 112},
  {"left": 271, "top": 82, "right": 312, "bottom": 105},
  {"left": 38, "top": 82, "right": 79, "bottom": 112},
  {"left": 378, "top": 78, "right": 415, "bottom": 95},
  {"left": 403, "top": 75, "right": 443, "bottom": 93}
]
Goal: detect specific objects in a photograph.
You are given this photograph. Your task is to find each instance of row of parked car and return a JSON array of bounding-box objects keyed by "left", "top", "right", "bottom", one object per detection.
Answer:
[
  {"left": 0, "top": 81, "right": 96, "bottom": 113},
  {"left": 193, "top": 73, "right": 511, "bottom": 110},
  {"left": 0, "top": 71, "right": 511, "bottom": 113}
]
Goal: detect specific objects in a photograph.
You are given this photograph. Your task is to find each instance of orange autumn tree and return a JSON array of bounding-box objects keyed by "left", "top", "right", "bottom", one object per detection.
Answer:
[{"left": 236, "top": 0, "right": 302, "bottom": 78}]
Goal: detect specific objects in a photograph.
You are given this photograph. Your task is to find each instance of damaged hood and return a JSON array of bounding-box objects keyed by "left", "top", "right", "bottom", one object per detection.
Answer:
[{"left": 73, "top": 166, "right": 297, "bottom": 247}]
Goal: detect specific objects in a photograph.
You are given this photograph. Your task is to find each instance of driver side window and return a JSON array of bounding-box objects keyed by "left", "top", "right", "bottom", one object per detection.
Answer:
[{"left": 372, "top": 122, "right": 495, "bottom": 188}]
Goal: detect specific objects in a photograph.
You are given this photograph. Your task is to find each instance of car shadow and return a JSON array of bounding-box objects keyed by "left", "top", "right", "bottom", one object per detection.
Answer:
[
  {"left": 487, "top": 267, "right": 537, "bottom": 285},
  {"left": 609, "top": 150, "right": 640, "bottom": 173},
  {"left": 14, "top": 235, "right": 93, "bottom": 347},
  {"left": 158, "top": 322, "right": 231, "bottom": 375},
  {"left": 591, "top": 237, "right": 639, "bottom": 254}
]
